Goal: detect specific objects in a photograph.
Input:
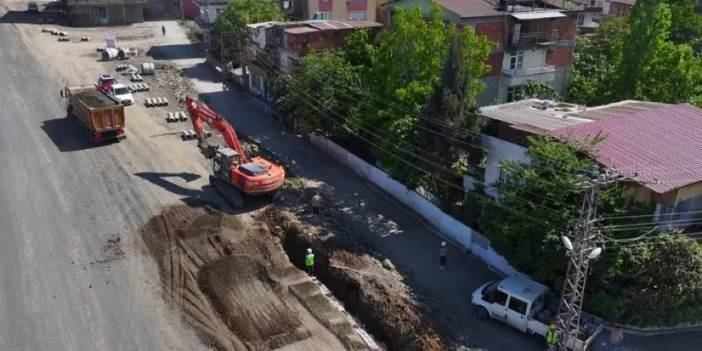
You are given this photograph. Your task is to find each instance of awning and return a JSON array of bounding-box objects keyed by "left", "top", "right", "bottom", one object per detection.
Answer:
[{"left": 510, "top": 11, "right": 566, "bottom": 20}]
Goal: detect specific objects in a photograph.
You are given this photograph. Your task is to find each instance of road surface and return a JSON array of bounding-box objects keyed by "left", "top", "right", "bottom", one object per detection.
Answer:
[{"left": 0, "top": 14, "right": 212, "bottom": 351}]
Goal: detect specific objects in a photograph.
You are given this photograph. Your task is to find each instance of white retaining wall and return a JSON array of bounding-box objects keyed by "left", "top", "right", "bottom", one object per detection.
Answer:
[{"left": 309, "top": 134, "right": 523, "bottom": 277}]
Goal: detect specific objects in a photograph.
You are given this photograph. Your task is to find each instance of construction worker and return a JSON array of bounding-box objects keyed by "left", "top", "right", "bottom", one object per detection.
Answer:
[
  {"left": 305, "top": 248, "right": 315, "bottom": 274},
  {"left": 439, "top": 241, "right": 448, "bottom": 270},
  {"left": 161, "top": 25, "right": 166, "bottom": 36},
  {"left": 311, "top": 192, "right": 322, "bottom": 215},
  {"left": 546, "top": 323, "right": 558, "bottom": 351}
]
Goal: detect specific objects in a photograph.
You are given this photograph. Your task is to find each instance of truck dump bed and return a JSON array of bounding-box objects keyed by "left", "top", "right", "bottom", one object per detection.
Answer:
[{"left": 65, "top": 85, "right": 125, "bottom": 143}]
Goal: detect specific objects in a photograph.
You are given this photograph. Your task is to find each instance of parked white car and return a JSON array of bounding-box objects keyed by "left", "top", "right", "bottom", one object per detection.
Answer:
[
  {"left": 471, "top": 276, "right": 603, "bottom": 351},
  {"left": 108, "top": 84, "right": 134, "bottom": 105}
]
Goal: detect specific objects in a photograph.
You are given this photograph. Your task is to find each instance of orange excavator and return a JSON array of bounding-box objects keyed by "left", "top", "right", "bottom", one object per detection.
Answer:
[{"left": 185, "top": 97, "right": 285, "bottom": 207}]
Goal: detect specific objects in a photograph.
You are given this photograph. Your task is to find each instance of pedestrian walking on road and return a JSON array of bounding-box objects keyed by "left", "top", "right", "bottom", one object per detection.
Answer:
[
  {"left": 305, "top": 248, "right": 315, "bottom": 275},
  {"left": 311, "top": 192, "right": 322, "bottom": 215},
  {"left": 546, "top": 323, "right": 559, "bottom": 351},
  {"left": 162, "top": 25, "right": 166, "bottom": 36},
  {"left": 439, "top": 241, "right": 448, "bottom": 270}
]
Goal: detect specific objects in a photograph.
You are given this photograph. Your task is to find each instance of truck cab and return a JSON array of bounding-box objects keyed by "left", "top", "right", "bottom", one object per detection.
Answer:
[
  {"left": 108, "top": 84, "right": 134, "bottom": 105},
  {"left": 471, "top": 276, "right": 602, "bottom": 351},
  {"left": 98, "top": 74, "right": 116, "bottom": 91}
]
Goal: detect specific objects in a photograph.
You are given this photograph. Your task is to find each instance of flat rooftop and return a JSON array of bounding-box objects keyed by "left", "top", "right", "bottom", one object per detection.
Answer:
[{"left": 479, "top": 99, "right": 668, "bottom": 133}]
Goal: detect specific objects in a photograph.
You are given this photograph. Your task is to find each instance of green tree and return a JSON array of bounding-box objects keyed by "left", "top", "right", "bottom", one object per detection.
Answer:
[
  {"left": 514, "top": 80, "right": 559, "bottom": 101},
  {"left": 418, "top": 29, "right": 492, "bottom": 208},
  {"left": 273, "top": 52, "right": 362, "bottom": 136},
  {"left": 480, "top": 136, "right": 702, "bottom": 326},
  {"left": 361, "top": 6, "right": 453, "bottom": 185},
  {"left": 567, "top": 17, "right": 627, "bottom": 105},
  {"left": 211, "top": 0, "right": 283, "bottom": 63}
]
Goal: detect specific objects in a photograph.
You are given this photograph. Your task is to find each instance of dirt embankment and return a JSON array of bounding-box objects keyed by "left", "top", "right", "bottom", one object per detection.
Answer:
[
  {"left": 259, "top": 207, "right": 446, "bottom": 351},
  {"left": 140, "top": 205, "right": 376, "bottom": 351}
]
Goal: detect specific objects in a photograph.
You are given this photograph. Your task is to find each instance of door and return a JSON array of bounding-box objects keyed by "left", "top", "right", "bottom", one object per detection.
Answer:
[
  {"left": 505, "top": 296, "right": 529, "bottom": 332},
  {"left": 212, "top": 155, "right": 230, "bottom": 181},
  {"left": 485, "top": 289, "right": 509, "bottom": 321}
]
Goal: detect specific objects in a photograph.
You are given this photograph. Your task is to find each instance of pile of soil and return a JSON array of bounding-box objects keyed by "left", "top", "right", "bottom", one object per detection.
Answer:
[
  {"left": 259, "top": 207, "right": 446, "bottom": 351},
  {"left": 140, "top": 205, "right": 376, "bottom": 351}
]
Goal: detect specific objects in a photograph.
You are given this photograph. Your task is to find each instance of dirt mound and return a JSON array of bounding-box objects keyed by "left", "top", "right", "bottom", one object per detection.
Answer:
[
  {"left": 260, "top": 208, "right": 445, "bottom": 351},
  {"left": 140, "top": 205, "right": 376, "bottom": 351}
]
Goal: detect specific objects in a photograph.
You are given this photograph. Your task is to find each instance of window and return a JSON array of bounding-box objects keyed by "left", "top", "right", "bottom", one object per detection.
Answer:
[
  {"left": 577, "top": 13, "right": 585, "bottom": 26},
  {"left": 506, "top": 86, "right": 521, "bottom": 102},
  {"left": 508, "top": 296, "right": 528, "bottom": 315},
  {"left": 485, "top": 288, "right": 509, "bottom": 306},
  {"left": 347, "top": 11, "right": 367, "bottom": 21},
  {"left": 313, "top": 11, "right": 331, "bottom": 20},
  {"left": 509, "top": 51, "right": 523, "bottom": 71}
]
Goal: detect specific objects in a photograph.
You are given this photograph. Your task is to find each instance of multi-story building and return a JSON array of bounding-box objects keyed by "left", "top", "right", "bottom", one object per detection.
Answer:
[
  {"left": 384, "top": 0, "right": 577, "bottom": 106},
  {"left": 244, "top": 20, "right": 382, "bottom": 100},
  {"left": 603, "top": 0, "right": 634, "bottom": 17},
  {"left": 66, "top": 0, "right": 147, "bottom": 25},
  {"left": 282, "top": 0, "right": 382, "bottom": 22}
]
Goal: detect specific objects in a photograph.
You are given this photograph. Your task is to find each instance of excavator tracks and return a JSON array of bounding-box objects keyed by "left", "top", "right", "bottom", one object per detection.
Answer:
[{"left": 209, "top": 175, "right": 244, "bottom": 209}]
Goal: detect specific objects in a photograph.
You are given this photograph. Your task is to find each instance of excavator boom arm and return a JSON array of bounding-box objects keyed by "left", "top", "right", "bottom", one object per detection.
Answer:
[{"left": 185, "top": 97, "right": 248, "bottom": 163}]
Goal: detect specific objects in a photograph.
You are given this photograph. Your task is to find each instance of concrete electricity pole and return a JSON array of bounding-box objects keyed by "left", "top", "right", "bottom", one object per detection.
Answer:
[{"left": 556, "top": 171, "right": 619, "bottom": 350}]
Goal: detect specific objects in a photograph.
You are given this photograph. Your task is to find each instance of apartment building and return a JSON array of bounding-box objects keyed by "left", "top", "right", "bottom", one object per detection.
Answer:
[
  {"left": 244, "top": 20, "right": 381, "bottom": 100},
  {"left": 384, "top": 0, "right": 577, "bottom": 106},
  {"left": 282, "top": 0, "right": 382, "bottom": 22}
]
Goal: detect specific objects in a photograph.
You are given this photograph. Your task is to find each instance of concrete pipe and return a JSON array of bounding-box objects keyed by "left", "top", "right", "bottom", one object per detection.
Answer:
[
  {"left": 141, "top": 62, "right": 155, "bottom": 75},
  {"left": 101, "top": 48, "right": 118, "bottom": 61}
]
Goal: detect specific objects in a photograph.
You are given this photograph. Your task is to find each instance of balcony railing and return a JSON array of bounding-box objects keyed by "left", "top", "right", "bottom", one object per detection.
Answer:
[
  {"left": 502, "top": 65, "right": 556, "bottom": 77},
  {"left": 509, "top": 29, "right": 559, "bottom": 48}
]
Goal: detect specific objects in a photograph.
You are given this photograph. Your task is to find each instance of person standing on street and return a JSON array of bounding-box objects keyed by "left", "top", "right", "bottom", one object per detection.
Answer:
[
  {"left": 311, "top": 192, "right": 322, "bottom": 215},
  {"left": 305, "top": 248, "right": 315, "bottom": 275},
  {"left": 439, "top": 241, "right": 448, "bottom": 270},
  {"left": 162, "top": 25, "right": 166, "bottom": 36},
  {"left": 546, "top": 323, "right": 558, "bottom": 351}
]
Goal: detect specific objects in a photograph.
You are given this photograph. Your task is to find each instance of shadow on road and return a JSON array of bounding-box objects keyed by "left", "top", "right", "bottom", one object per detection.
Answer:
[
  {"left": 41, "top": 117, "right": 107, "bottom": 152},
  {"left": 146, "top": 44, "right": 204, "bottom": 60},
  {"left": 134, "top": 171, "right": 271, "bottom": 213},
  {"left": 0, "top": 10, "right": 66, "bottom": 25},
  {"left": 182, "top": 62, "right": 221, "bottom": 83}
]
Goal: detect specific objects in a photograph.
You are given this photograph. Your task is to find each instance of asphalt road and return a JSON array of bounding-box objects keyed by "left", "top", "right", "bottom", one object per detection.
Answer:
[{"left": 0, "top": 21, "right": 209, "bottom": 350}]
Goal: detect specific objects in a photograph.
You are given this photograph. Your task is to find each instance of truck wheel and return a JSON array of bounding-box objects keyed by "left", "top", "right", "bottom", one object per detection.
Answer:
[{"left": 474, "top": 306, "right": 489, "bottom": 320}]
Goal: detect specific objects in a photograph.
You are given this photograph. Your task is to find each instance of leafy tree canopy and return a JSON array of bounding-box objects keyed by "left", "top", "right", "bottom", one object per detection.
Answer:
[{"left": 211, "top": 0, "right": 283, "bottom": 62}]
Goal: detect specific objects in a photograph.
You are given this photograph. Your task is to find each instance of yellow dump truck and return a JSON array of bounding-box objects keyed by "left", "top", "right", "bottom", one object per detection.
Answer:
[{"left": 62, "top": 85, "right": 126, "bottom": 144}]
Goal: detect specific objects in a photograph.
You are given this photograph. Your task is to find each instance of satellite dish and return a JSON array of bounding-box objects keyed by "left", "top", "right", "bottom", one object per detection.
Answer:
[
  {"left": 588, "top": 247, "right": 603, "bottom": 259},
  {"left": 562, "top": 236, "right": 573, "bottom": 251}
]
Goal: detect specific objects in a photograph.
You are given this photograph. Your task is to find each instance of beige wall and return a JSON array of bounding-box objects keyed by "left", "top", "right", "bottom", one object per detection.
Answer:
[
  {"left": 306, "top": 0, "right": 377, "bottom": 21},
  {"left": 677, "top": 182, "right": 702, "bottom": 203}
]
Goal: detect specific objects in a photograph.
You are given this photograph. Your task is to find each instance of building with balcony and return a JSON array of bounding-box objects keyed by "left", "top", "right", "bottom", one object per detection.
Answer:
[
  {"left": 66, "top": 0, "right": 147, "bottom": 26},
  {"left": 244, "top": 20, "right": 382, "bottom": 101},
  {"left": 383, "top": 0, "right": 577, "bottom": 106},
  {"left": 282, "top": 0, "right": 384, "bottom": 22}
]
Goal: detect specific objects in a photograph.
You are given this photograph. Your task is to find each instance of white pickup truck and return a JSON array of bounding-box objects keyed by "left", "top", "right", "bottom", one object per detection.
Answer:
[{"left": 471, "top": 276, "right": 603, "bottom": 351}]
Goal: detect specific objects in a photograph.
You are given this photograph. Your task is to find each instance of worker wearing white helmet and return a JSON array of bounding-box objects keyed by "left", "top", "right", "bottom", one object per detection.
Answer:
[
  {"left": 305, "top": 248, "right": 315, "bottom": 274},
  {"left": 439, "top": 241, "right": 448, "bottom": 270}
]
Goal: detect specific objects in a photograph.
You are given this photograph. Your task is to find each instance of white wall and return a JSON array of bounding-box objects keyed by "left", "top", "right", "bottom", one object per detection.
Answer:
[
  {"left": 200, "top": 5, "right": 226, "bottom": 24},
  {"left": 309, "top": 134, "right": 525, "bottom": 277},
  {"left": 481, "top": 134, "right": 530, "bottom": 197}
]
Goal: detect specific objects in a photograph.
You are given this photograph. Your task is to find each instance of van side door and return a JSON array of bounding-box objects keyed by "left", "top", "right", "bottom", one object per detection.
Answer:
[{"left": 505, "top": 296, "right": 529, "bottom": 332}]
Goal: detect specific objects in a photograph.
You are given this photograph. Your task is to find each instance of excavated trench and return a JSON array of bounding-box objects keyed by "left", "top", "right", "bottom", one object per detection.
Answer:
[{"left": 259, "top": 208, "right": 446, "bottom": 351}]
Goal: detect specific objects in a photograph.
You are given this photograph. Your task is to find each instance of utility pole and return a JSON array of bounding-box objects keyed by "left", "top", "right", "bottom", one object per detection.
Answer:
[{"left": 556, "top": 171, "right": 619, "bottom": 350}]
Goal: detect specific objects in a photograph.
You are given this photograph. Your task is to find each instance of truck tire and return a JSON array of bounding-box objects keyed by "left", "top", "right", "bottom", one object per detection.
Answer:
[{"left": 474, "top": 306, "right": 489, "bottom": 320}]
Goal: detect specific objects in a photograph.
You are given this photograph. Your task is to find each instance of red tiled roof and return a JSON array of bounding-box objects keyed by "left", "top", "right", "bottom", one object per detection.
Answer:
[{"left": 551, "top": 104, "right": 702, "bottom": 194}]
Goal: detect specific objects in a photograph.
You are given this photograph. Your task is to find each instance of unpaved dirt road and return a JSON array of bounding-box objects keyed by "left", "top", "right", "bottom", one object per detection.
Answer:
[{"left": 0, "top": 4, "right": 216, "bottom": 350}]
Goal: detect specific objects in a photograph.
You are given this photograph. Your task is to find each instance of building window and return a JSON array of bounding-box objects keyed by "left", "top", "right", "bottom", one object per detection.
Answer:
[
  {"left": 313, "top": 11, "right": 331, "bottom": 19},
  {"left": 577, "top": 13, "right": 585, "bottom": 26},
  {"left": 509, "top": 51, "right": 523, "bottom": 71},
  {"left": 347, "top": 11, "right": 367, "bottom": 21}
]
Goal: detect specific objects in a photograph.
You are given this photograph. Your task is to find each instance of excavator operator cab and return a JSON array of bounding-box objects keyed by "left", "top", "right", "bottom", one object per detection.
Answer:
[{"left": 212, "top": 147, "right": 239, "bottom": 182}]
